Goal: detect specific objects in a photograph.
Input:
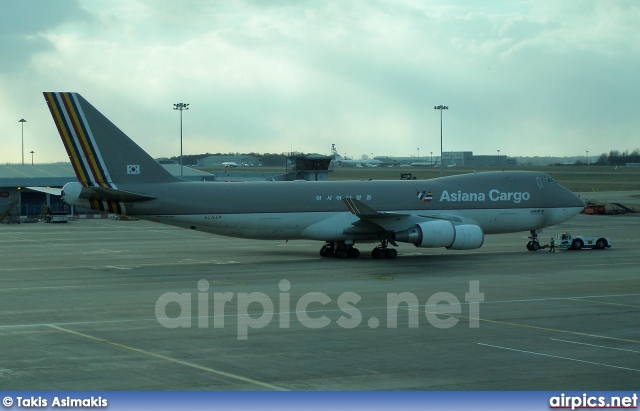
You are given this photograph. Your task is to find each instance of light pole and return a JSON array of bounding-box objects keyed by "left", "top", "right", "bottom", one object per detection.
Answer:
[
  {"left": 173, "top": 103, "right": 189, "bottom": 177},
  {"left": 497, "top": 149, "right": 500, "bottom": 166},
  {"left": 417, "top": 148, "right": 420, "bottom": 160},
  {"left": 30, "top": 151, "right": 34, "bottom": 165},
  {"left": 19, "top": 119, "right": 26, "bottom": 165},
  {"left": 586, "top": 149, "right": 589, "bottom": 168},
  {"left": 434, "top": 105, "right": 448, "bottom": 177},
  {"left": 430, "top": 151, "right": 433, "bottom": 165}
]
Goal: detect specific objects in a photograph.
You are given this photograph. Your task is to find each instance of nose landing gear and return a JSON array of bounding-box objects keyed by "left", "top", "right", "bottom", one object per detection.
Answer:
[{"left": 526, "top": 229, "right": 541, "bottom": 251}]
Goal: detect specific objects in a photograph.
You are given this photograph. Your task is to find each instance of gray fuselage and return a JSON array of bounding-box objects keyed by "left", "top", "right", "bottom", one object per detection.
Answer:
[{"left": 80, "top": 171, "right": 584, "bottom": 242}]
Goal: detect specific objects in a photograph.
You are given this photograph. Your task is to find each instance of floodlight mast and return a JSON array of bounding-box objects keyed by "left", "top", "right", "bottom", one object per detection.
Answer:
[
  {"left": 434, "top": 105, "right": 448, "bottom": 177},
  {"left": 173, "top": 103, "right": 189, "bottom": 177},
  {"left": 19, "top": 118, "right": 27, "bottom": 165}
]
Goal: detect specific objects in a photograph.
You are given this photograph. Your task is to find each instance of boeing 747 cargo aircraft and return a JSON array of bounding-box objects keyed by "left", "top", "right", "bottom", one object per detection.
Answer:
[{"left": 42, "top": 92, "right": 584, "bottom": 259}]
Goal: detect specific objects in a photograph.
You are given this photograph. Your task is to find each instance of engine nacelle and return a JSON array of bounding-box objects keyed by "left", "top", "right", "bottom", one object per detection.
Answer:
[
  {"left": 394, "top": 220, "right": 484, "bottom": 250},
  {"left": 448, "top": 224, "right": 484, "bottom": 250},
  {"left": 395, "top": 220, "right": 455, "bottom": 248}
]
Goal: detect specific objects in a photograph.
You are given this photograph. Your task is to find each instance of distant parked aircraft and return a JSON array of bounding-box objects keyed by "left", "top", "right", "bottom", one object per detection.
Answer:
[
  {"left": 331, "top": 144, "right": 383, "bottom": 167},
  {"left": 410, "top": 160, "right": 438, "bottom": 167}
]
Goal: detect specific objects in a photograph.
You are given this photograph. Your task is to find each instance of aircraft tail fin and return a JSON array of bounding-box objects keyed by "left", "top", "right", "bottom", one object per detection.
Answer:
[
  {"left": 330, "top": 144, "right": 344, "bottom": 161},
  {"left": 43, "top": 92, "right": 180, "bottom": 188}
]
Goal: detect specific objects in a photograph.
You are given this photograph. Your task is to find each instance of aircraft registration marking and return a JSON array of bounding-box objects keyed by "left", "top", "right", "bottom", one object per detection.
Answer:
[{"left": 205, "top": 214, "right": 222, "bottom": 220}]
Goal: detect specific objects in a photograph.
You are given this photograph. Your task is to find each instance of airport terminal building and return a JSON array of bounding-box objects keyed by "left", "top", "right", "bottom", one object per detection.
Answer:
[
  {"left": 0, "top": 164, "right": 71, "bottom": 217},
  {"left": 374, "top": 151, "right": 516, "bottom": 167}
]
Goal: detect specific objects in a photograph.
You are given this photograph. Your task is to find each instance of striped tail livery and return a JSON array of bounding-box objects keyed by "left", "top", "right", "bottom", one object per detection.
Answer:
[{"left": 43, "top": 92, "right": 176, "bottom": 213}]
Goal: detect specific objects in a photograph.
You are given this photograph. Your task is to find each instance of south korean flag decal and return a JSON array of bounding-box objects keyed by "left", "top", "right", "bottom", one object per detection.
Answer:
[{"left": 127, "top": 165, "right": 140, "bottom": 174}]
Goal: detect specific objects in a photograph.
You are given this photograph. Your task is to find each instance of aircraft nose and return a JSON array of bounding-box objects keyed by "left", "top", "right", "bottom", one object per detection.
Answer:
[
  {"left": 567, "top": 189, "right": 585, "bottom": 208},
  {"left": 559, "top": 187, "right": 586, "bottom": 221}
]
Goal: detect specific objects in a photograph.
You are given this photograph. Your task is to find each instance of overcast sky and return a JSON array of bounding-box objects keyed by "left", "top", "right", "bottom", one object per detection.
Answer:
[{"left": 1, "top": 0, "right": 638, "bottom": 164}]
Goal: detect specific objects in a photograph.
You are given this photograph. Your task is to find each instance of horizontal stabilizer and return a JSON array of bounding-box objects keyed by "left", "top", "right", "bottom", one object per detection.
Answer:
[
  {"left": 27, "top": 187, "right": 63, "bottom": 196},
  {"left": 78, "top": 186, "right": 156, "bottom": 203}
]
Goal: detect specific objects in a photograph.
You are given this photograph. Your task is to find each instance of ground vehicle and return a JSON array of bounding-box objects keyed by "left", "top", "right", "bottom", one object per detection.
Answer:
[{"left": 556, "top": 232, "right": 612, "bottom": 250}]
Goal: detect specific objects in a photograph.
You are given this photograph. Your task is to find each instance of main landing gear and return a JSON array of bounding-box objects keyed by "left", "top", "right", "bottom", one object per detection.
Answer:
[
  {"left": 371, "top": 239, "right": 398, "bottom": 259},
  {"left": 526, "top": 229, "right": 541, "bottom": 251},
  {"left": 319, "top": 239, "right": 398, "bottom": 259},
  {"left": 319, "top": 242, "right": 360, "bottom": 259}
]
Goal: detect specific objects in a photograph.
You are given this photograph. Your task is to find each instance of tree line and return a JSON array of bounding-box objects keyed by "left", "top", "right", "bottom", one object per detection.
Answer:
[
  {"left": 593, "top": 149, "right": 640, "bottom": 166},
  {"left": 169, "top": 149, "right": 640, "bottom": 168}
]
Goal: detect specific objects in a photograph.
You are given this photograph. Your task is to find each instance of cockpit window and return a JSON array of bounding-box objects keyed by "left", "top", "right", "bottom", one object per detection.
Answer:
[{"left": 548, "top": 177, "right": 555, "bottom": 183}]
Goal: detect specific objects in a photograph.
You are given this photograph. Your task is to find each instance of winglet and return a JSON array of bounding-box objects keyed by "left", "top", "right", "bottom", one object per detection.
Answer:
[
  {"left": 343, "top": 198, "right": 413, "bottom": 225},
  {"left": 343, "top": 198, "right": 379, "bottom": 217}
]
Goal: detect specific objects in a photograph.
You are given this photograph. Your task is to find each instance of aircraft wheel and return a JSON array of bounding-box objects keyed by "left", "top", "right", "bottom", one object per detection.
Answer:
[
  {"left": 348, "top": 247, "right": 360, "bottom": 258},
  {"left": 371, "top": 248, "right": 385, "bottom": 259},
  {"left": 526, "top": 241, "right": 533, "bottom": 251},
  {"left": 530, "top": 241, "right": 540, "bottom": 251},
  {"left": 385, "top": 248, "right": 398, "bottom": 259},
  {"left": 336, "top": 248, "right": 348, "bottom": 258},
  {"left": 319, "top": 245, "right": 333, "bottom": 257}
]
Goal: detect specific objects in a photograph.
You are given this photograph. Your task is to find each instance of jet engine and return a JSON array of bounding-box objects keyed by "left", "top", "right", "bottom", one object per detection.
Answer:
[{"left": 394, "top": 220, "right": 484, "bottom": 250}]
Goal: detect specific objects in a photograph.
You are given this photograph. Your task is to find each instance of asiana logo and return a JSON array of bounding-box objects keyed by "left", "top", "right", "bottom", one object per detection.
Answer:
[{"left": 417, "top": 190, "right": 433, "bottom": 202}]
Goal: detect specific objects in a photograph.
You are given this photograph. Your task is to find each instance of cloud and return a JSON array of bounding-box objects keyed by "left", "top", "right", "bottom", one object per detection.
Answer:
[
  {"left": 0, "top": 0, "right": 639, "bottom": 164},
  {"left": 0, "top": 0, "right": 90, "bottom": 72}
]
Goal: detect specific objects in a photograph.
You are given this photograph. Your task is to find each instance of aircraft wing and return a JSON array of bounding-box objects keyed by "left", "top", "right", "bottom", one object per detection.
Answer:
[
  {"left": 342, "top": 198, "right": 464, "bottom": 234},
  {"left": 341, "top": 198, "right": 485, "bottom": 251}
]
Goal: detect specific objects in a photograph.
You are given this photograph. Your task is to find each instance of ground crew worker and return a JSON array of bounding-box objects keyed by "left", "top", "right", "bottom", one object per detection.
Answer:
[{"left": 549, "top": 237, "right": 556, "bottom": 252}]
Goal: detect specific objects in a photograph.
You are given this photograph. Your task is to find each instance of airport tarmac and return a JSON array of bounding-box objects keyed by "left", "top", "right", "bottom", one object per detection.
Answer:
[{"left": 0, "top": 213, "right": 638, "bottom": 390}]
